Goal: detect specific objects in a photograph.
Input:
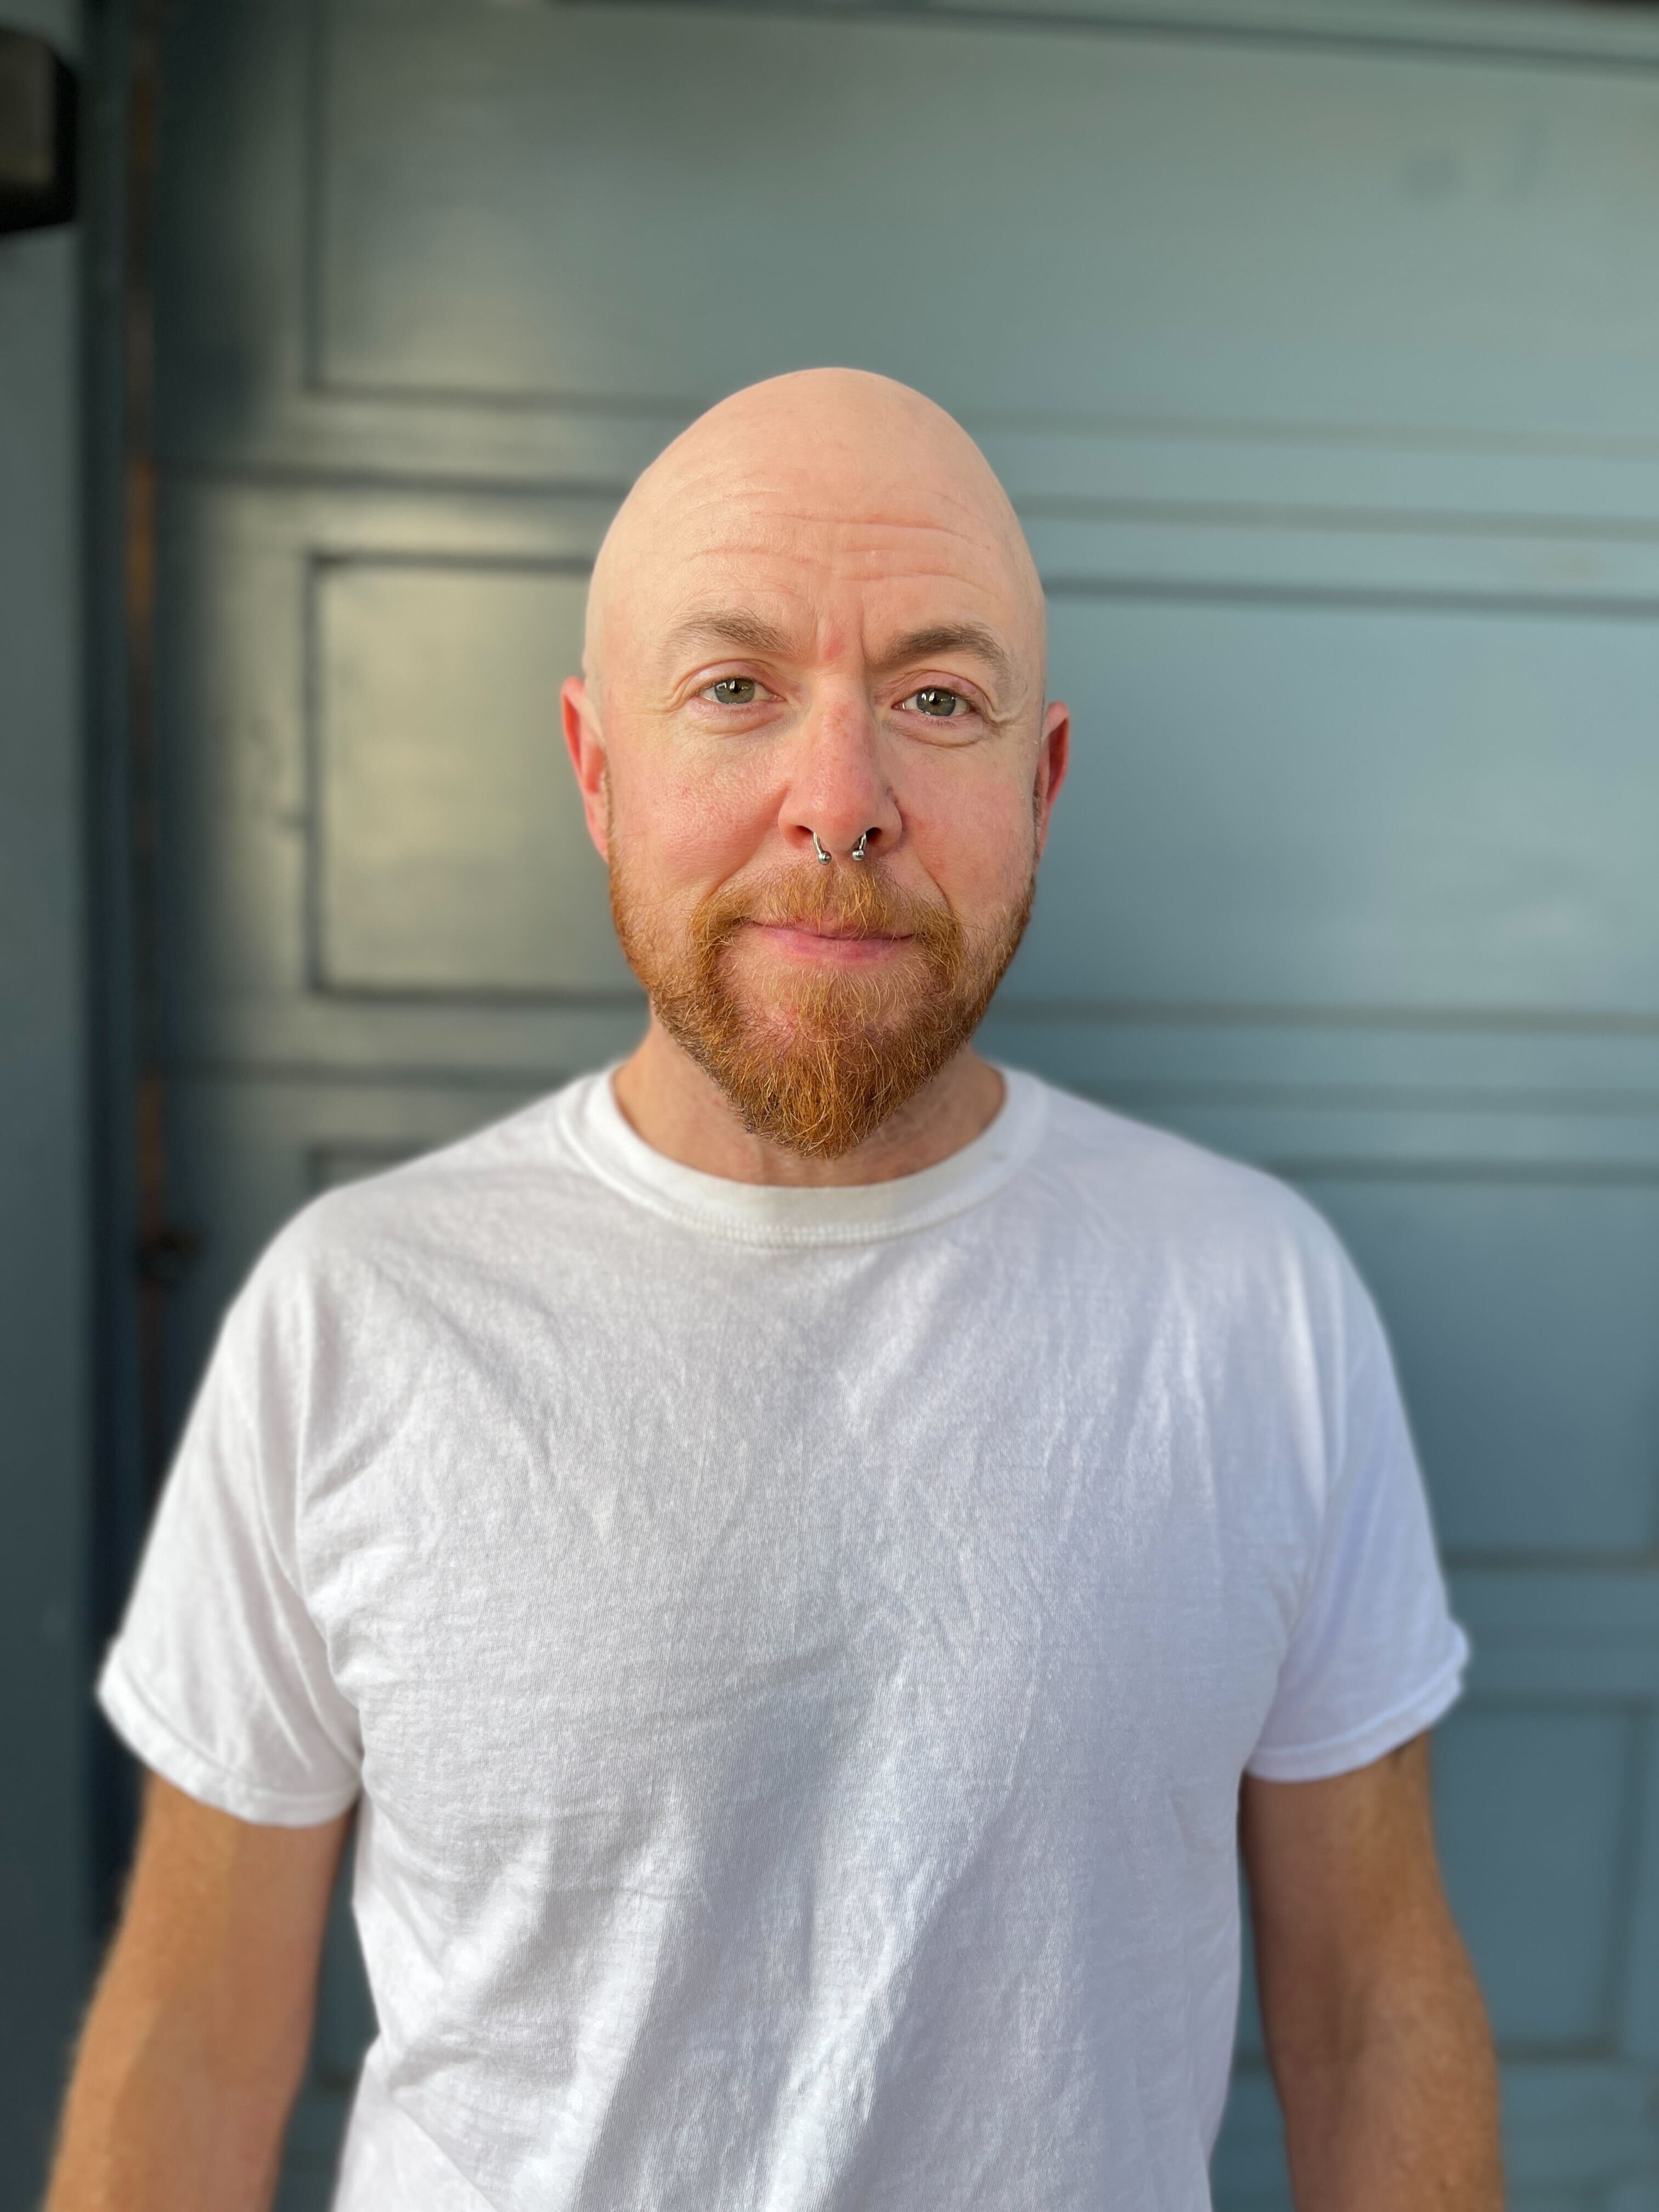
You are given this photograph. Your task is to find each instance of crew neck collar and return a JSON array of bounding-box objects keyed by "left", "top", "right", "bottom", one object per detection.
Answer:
[{"left": 556, "top": 1064, "right": 1048, "bottom": 1248}]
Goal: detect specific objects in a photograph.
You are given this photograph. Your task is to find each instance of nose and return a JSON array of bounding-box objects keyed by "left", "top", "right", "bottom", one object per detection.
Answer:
[{"left": 780, "top": 692, "right": 901, "bottom": 865}]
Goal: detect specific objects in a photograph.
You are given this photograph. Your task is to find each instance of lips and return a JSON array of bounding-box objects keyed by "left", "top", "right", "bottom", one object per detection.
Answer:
[
  {"left": 754, "top": 920, "right": 907, "bottom": 943},
  {"left": 741, "top": 918, "right": 914, "bottom": 965}
]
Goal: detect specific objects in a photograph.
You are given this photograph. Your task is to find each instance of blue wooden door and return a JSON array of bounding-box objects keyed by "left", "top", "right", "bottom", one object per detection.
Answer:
[{"left": 145, "top": 2, "right": 1659, "bottom": 2202}]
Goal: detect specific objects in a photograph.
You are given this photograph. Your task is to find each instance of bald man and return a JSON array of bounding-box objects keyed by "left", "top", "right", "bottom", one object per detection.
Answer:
[{"left": 52, "top": 372, "right": 1500, "bottom": 2211}]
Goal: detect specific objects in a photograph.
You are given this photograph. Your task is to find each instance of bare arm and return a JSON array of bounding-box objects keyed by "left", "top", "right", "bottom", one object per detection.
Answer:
[
  {"left": 1241, "top": 1732, "right": 1502, "bottom": 2212},
  {"left": 47, "top": 1773, "right": 351, "bottom": 2212}
]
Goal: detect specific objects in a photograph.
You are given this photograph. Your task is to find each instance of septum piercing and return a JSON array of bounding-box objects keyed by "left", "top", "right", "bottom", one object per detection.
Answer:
[{"left": 811, "top": 830, "right": 872, "bottom": 864}]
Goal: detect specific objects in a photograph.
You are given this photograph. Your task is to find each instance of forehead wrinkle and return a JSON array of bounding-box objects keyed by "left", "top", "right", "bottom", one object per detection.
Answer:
[
  {"left": 669, "top": 522, "right": 1029, "bottom": 605},
  {"left": 656, "top": 517, "right": 1006, "bottom": 583},
  {"left": 651, "top": 455, "right": 1022, "bottom": 549},
  {"left": 692, "top": 499, "right": 1009, "bottom": 554},
  {"left": 659, "top": 538, "right": 1020, "bottom": 616}
]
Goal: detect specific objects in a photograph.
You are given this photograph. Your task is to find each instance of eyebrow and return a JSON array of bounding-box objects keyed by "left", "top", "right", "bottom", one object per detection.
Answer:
[
  {"left": 664, "top": 611, "right": 1018, "bottom": 693},
  {"left": 662, "top": 610, "right": 797, "bottom": 659},
  {"left": 870, "top": 622, "right": 1016, "bottom": 692}
]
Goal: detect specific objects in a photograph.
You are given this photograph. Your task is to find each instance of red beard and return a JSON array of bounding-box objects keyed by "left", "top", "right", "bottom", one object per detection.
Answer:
[{"left": 610, "top": 850, "right": 1034, "bottom": 1159}]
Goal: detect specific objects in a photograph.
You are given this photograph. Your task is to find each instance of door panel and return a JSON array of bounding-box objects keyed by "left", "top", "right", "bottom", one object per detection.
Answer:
[
  {"left": 315, "top": 2, "right": 1659, "bottom": 445},
  {"left": 144, "top": 2, "right": 1659, "bottom": 2203},
  {"left": 1034, "top": 598, "right": 1659, "bottom": 1017},
  {"left": 1302, "top": 1172, "right": 1659, "bottom": 1557},
  {"left": 1434, "top": 1705, "right": 1638, "bottom": 2051},
  {"left": 315, "top": 560, "right": 627, "bottom": 995}
]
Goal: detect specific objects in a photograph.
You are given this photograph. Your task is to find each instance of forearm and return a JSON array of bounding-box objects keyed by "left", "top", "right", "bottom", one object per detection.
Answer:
[
  {"left": 1269, "top": 1944, "right": 1502, "bottom": 2212},
  {"left": 47, "top": 1779, "right": 346, "bottom": 2210},
  {"left": 46, "top": 1966, "right": 301, "bottom": 2211}
]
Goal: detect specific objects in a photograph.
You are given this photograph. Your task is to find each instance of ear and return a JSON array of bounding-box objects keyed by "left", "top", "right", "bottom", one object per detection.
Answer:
[
  {"left": 1034, "top": 698, "right": 1071, "bottom": 855},
  {"left": 561, "top": 676, "right": 611, "bottom": 864}
]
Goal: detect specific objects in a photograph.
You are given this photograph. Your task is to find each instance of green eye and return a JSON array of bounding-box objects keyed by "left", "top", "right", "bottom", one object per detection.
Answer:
[
  {"left": 910, "top": 687, "right": 963, "bottom": 718},
  {"left": 709, "top": 677, "right": 759, "bottom": 706}
]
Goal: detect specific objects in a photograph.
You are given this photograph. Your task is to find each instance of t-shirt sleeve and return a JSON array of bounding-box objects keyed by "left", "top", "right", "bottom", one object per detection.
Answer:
[
  {"left": 1245, "top": 1257, "right": 1469, "bottom": 1784},
  {"left": 97, "top": 1254, "right": 363, "bottom": 1826}
]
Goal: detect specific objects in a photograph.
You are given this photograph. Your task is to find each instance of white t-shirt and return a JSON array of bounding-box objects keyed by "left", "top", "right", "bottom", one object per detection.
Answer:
[{"left": 100, "top": 1067, "right": 1466, "bottom": 2211}]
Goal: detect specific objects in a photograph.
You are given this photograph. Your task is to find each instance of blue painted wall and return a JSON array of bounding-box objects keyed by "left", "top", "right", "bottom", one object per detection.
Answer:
[{"left": 0, "top": 1, "right": 90, "bottom": 2200}]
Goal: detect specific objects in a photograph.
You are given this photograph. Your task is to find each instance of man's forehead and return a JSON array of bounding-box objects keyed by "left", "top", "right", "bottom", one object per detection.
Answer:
[
  {"left": 634, "top": 498, "right": 1036, "bottom": 654},
  {"left": 658, "top": 444, "right": 1012, "bottom": 531},
  {"left": 644, "top": 472, "right": 1024, "bottom": 580},
  {"left": 584, "top": 369, "right": 1046, "bottom": 688}
]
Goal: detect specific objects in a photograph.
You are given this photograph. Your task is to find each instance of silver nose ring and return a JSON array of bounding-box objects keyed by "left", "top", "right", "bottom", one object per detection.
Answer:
[{"left": 810, "top": 830, "right": 873, "bottom": 864}]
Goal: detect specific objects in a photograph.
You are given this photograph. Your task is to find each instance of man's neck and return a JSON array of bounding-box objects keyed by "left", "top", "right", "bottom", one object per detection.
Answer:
[{"left": 610, "top": 1021, "right": 1006, "bottom": 1188}]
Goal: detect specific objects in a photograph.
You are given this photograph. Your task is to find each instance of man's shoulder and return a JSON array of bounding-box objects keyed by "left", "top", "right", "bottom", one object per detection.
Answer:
[
  {"left": 243, "top": 1075, "right": 603, "bottom": 1303},
  {"left": 1019, "top": 1071, "right": 1348, "bottom": 1279}
]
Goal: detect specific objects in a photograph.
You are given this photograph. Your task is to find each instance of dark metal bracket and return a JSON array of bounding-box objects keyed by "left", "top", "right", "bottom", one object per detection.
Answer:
[{"left": 0, "top": 29, "right": 76, "bottom": 233}]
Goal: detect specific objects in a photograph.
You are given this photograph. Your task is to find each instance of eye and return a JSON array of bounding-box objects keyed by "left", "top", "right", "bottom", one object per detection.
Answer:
[
  {"left": 704, "top": 676, "right": 763, "bottom": 706},
  {"left": 901, "top": 686, "right": 970, "bottom": 719}
]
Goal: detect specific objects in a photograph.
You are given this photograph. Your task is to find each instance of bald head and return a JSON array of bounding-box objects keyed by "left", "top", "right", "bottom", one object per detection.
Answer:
[{"left": 584, "top": 369, "right": 1045, "bottom": 709}]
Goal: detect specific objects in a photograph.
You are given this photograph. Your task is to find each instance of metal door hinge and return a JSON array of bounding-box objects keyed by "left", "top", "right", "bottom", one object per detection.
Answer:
[
  {"left": 136, "top": 1223, "right": 202, "bottom": 1289},
  {"left": 0, "top": 30, "right": 76, "bottom": 234}
]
